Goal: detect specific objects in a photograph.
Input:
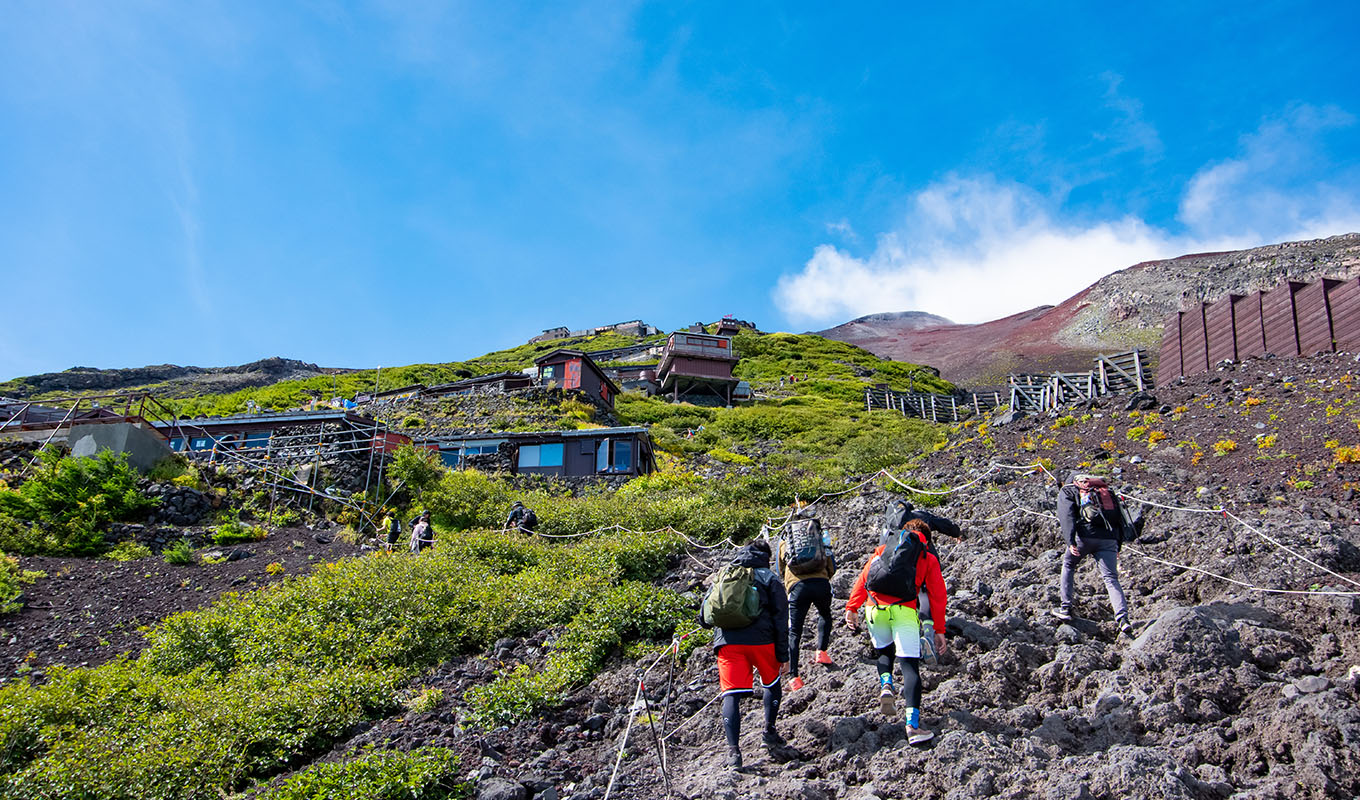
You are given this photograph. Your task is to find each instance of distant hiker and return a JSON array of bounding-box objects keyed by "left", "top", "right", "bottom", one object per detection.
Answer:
[
  {"left": 775, "top": 512, "right": 836, "bottom": 691},
  {"left": 846, "top": 517, "right": 948, "bottom": 745},
  {"left": 505, "top": 501, "right": 538, "bottom": 533},
  {"left": 881, "top": 498, "right": 962, "bottom": 659},
  {"left": 1051, "top": 474, "right": 1144, "bottom": 636},
  {"left": 382, "top": 510, "right": 402, "bottom": 551},
  {"left": 698, "top": 538, "right": 790, "bottom": 771},
  {"left": 409, "top": 511, "right": 434, "bottom": 553}
]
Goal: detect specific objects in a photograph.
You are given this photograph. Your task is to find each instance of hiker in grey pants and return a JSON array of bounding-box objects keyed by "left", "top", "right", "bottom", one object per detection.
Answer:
[{"left": 1052, "top": 475, "right": 1133, "bottom": 636}]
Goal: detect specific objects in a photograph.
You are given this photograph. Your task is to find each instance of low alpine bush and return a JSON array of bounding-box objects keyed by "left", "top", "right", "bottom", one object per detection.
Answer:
[{"left": 257, "top": 746, "right": 469, "bottom": 800}]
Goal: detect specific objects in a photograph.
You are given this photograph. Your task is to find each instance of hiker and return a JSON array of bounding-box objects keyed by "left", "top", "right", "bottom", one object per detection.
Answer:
[
  {"left": 845, "top": 517, "right": 948, "bottom": 745},
  {"left": 381, "top": 510, "right": 402, "bottom": 551},
  {"left": 505, "top": 501, "right": 537, "bottom": 533},
  {"left": 1051, "top": 474, "right": 1144, "bottom": 636},
  {"left": 881, "top": 498, "right": 963, "bottom": 659},
  {"left": 775, "top": 512, "right": 836, "bottom": 691},
  {"left": 409, "top": 511, "right": 435, "bottom": 553},
  {"left": 698, "top": 539, "right": 789, "bottom": 771}
]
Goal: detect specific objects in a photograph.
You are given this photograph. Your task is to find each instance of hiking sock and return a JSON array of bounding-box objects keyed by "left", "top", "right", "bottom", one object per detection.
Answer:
[
  {"left": 905, "top": 706, "right": 921, "bottom": 729},
  {"left": 763, "top": 680, "right": 782, "bottom": 731},
  {"left": 721, "top": 694, "right": 742, "bottom": 751},
  {"left": 898, "top": 656, "right": 922, "bottom": 710}
]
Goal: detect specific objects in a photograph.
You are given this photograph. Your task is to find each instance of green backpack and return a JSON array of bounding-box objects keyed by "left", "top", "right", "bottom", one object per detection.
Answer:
[{"left": 702, "top": 564, "right": 762, "bottom": 628}]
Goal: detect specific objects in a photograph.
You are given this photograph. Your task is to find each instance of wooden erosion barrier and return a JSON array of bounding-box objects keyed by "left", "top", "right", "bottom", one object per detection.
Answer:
[{"left": 1009, "top": 350, "right": 1151, "bottom": 413}]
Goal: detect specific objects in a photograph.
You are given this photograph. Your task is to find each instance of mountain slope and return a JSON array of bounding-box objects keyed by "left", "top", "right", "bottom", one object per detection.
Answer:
[{"left": 818, "top": 233, "right": 1360, "bottom": 386}]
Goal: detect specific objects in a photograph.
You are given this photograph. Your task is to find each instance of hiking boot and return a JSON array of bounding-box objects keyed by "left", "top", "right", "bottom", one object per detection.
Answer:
[
  {"left": 763, "top": 729, "right": 788, "bottom": 750},
  {"left": 814, "top": 649, "right": 832, "bottom": 665},
  {"left": 1050, "top": 606, "right": 1073, "bottom": 621},
  {"left": 907, "top": 726, "right": 935, "bottom": 745},
  {"left": 878, "top": 685, "right": 896, "bottom": 717},
  {"left": 726, "top": 747, "right": 743, "bottom": 770},
  {"left": 788, "top": 676, "right": 805, "bottom": 691},
  {"left": 1118, "top": 618, "right": 1135, "bottom": 638}
]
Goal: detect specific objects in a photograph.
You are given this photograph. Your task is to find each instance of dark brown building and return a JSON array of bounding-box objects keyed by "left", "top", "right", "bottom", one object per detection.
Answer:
[
  {"left": 422, "top": 426, "right": 656, "bottom": 478},
  {"left": 424, "top": 371, "right": 534, "bottom": 397},
  {"left": 534, "top": 350, "right": 620, "bottom": 409},
  {"left": 656, "top": 332, "right": 740, "bottom": 404}
]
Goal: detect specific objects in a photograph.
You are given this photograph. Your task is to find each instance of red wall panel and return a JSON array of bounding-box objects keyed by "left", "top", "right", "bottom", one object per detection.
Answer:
[
  {"left": 1294, "top": 281, "right": 1333, "bottom": 355},
  {"left": 1232, "top": 292, "right": 1266, "bottom": 358},
  {"left": 1262, "top": 283, "right": 1301, "bottom": 357},
  {"left": 1156, "top": 311, "right": 1183, "bottom": 385},
  {"left": 1180, "top": 304, "right": 1210, "bottom": 375},
  {"left": 1328, "top": 278, "right": 1360, "bottom": 350},
  {"left": 1205, "top": 296, "right": 1239, "bottom": 364}
]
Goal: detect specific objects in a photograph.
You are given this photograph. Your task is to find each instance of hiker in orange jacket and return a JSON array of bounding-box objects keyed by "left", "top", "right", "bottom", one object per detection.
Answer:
[{"left": 845, "top": 518, "right": 947, "bottom": 744}]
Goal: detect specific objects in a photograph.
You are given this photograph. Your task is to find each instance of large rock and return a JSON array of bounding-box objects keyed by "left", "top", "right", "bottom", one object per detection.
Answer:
[{"left": 1128, "top": 606, "right": 1244, "bottom": 673}]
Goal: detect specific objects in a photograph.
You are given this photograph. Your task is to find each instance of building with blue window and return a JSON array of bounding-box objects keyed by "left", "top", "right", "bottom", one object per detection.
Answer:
[{"left": 422, "top": 426, "right": 655, "bottom": 478}]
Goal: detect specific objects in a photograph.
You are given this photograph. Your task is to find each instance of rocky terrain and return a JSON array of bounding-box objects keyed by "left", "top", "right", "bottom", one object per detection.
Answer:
[
  {"left": 363, "top": 351, "right": 1360, "bottom": 800},
  {"left": 819, "top": 234, "right": 1360, "bottom": 385},
  {"left": 0, "top": 356, "right": 344, "bottom": 400}
]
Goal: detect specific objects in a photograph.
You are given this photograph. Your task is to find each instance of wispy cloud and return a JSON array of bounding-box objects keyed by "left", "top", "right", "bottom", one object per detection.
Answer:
[
  {"left": 775, "top": 107, "right": 1360, "bottom": 326},
  {"left": 1097, "top": 72, "right": 1164, "bottom": 163}
]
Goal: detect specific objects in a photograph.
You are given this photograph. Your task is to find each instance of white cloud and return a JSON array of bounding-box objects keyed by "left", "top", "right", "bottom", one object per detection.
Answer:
[{"left": 776, "top": 107, "right": 1360, "bottom": 326}]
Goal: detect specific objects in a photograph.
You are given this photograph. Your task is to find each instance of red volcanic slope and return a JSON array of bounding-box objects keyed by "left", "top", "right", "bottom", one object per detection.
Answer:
[
  {"left": 819, "top": 234, "right": 1360, "bottom": 386},
  {"left": 822, "top": 289, "right": 1105, "bottom": 387}
]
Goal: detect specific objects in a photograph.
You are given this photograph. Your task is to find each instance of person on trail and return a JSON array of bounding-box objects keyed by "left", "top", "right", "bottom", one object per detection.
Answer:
[
  {"left": 698, "top": 539, "right": 790, "bottom": 771},
  {"left": 881, "top": 499, "right": 963, "bottom": 660},
  {"left": 382, "top": 510, "right": 402, "bottom": 551},
  {"left": 846, "top": 518, "right": 948, "bottom": 745},
  {"left": 505, "top": 501, "right": 537, "bottom": 533},
  {"left": 775, "top": 514, "right": 836, "bottom": 691},
  {"left": 1051, "top": 474, "right": 1143, "bottom": 637},
  {"left": 409, "top": 511, "right": 434, "bottom": 553}
]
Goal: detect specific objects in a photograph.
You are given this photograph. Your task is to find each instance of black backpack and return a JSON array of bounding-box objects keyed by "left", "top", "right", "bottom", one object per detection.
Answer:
[
  {"left": 785, "top": 517, "right": 827, "bottom": 577},
  {"left": 521, "top": 509, "right": 538, "bottom": 531},
  {"left": 883, "top": 500, "right": 913, "bottom": 534},
  {"left": 865, "top": 529, "right": 924, "bottom": 601}
]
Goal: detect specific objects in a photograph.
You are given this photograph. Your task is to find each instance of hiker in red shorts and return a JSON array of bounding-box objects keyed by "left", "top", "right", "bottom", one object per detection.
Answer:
[{"left": 698, "top": 539, "right": 789, "bottom": 771}]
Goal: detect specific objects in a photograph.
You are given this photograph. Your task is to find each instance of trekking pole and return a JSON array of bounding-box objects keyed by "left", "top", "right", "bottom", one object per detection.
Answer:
[{"left": 638, "top": 677, "right": 674, "bottom": 799}]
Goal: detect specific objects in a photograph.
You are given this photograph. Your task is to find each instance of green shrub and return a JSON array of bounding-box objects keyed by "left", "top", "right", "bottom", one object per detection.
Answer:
[
  {"left": 213, "top": 518, "right": 267, "bottom": 546},
  {"left": 103, "top": 541, "right": 153, "bottom": 562},
  {"left": 163, "top": 539, "right": 195, "bottom": 565},
  {"left": 258, "top": 746, "right": 469, "bottom": 800},
  {"left": 0, "top": 551, "right": 44, "bottom": 614},
  {"left": 0, "top": 450, "right": 158, "bottom": 555},
  {"left": 0, "top": 528, "right": 692, "bottom": 797},
  {"left": 388, "top": 446, "right": 446, "bottom": 499},
  {"left": 401, "top": 416, "right": 425, "bottom": 429}
]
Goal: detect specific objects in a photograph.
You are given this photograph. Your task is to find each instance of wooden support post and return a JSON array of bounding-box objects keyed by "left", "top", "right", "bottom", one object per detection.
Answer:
[
  {"left": 1133, "top": 350, "right": 1145, "bottom": 391},
  {"left": 973, "top": 393, "right": 981, "bottom": 415},
  {"left": 866, "top": 388, "right": 871, "bottom": 411},
  {"left": 930, "top": 394, "right": 937, "bottom": 422}
]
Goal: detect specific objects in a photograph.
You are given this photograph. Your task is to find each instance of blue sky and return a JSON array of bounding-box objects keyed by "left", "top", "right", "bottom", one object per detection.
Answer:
[{"left": 3, "top": 1, "right": 1359, "bottom": 379}]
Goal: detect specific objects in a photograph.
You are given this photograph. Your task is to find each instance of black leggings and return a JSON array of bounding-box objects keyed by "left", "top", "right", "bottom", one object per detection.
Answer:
[
  {"left": 874, "top": 645, "right": 922, "bottom": 709},
  {"left": 788, "top": 579, "right": 832, "bottom": 677},
  {"left": 721, "top": 683, "right": 782, "bottom": 750}
]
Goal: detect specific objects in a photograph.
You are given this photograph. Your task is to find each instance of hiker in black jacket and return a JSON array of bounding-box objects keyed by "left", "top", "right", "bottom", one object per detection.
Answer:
[
  {"left": 698, "top": 539, "right": 790, "bottom": 770},
  {"left": 1051, "top": 474, "right": 1142, "bottom": 636}
]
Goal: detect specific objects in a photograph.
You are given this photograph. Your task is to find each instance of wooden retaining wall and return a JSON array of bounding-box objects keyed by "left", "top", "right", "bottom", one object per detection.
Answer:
[{"left": 1158, "top": 276, "right": 1360, "bottom": 385}]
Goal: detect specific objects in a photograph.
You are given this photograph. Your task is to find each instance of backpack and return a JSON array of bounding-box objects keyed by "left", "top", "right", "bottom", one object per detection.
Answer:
[
  {"left": 521, "top": 509, "right": 538, "bottom": 531},
  {"left": 702, "top": 564, "right": 762, "bottom": 628},
  {"left": 785, "top": 517, "right": 827, "bottom": 577},
  {"left": 883, "top": 500, "right": 913, "bottom": 534},
  {"left": 1073, "top": 476, "right": 1127, "bottom": 538},
  {"left": 865, "top": 529, "right": 924, "bottom": 602}
]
